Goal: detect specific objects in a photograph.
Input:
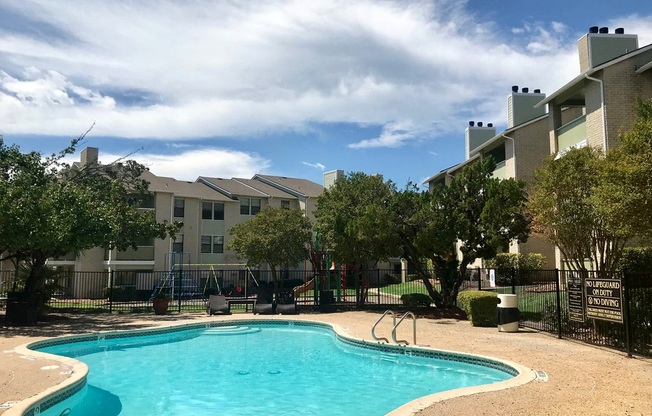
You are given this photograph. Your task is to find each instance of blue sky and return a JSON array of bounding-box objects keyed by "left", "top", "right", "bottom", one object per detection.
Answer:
[{"left": 1, "top": 0, "right": 651, "bottom": 187}]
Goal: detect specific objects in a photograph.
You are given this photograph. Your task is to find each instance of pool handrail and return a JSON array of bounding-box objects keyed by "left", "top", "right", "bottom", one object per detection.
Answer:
[
  {"left": 371, "top": 309, "right": 396, "bottom": 343},
  {"left": 392, "top": 311, "right": 416, "bottom": 345}
]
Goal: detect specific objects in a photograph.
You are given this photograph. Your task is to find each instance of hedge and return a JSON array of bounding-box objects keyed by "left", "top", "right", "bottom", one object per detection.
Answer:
[
  {"left": 400, "top": 293, "right": 432, "bottom": 307},
  {"left": 457, "top": 291, "right": 498, "bottom": 327}
]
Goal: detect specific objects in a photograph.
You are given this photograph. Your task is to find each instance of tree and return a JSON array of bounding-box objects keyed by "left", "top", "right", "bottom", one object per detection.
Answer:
[
  {"left": 313, "top": 172, "right": 396, "bottom": 307},
  {"left": 529, "top": 147, "right": 625, "bottom": 274},
  {"left": 227, "top": 206, "right": 312, "bottom": 286},
  {"left": 389, "top": 158, "right": 530, "bottom": 307},
  {"left": 529, "top": 98, "right": 652, "bottom": 275},
  {"left": 0, "top": 136, "right": 180, "bottom": 323}
]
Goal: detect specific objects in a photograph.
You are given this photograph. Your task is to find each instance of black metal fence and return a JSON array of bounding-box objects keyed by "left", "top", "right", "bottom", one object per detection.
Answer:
[
  {"left": 0, "top": 268, "right": 434, "bottom": 315},
  {"left": 464, "top": 268, "right": 652, "bottom": 358},
  {"left": 2, "top": 267, "right": 650, "bottom": 358}
]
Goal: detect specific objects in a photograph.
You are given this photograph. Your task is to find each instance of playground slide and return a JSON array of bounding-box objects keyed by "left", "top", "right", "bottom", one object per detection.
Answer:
[{"left": 293, "top": 278, "right": 315, "bottom": 297}]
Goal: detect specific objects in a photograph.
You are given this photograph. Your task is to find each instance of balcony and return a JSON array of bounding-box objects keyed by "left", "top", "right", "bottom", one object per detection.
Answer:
[
  {"left": 557, "top": 115, "right": 586, "bottom": 152},
  {"left": 106, "top": 247, "right": 155, "bottom": 261},
  {"left": 492, "top": 161, "right": 507, "bottom": 179}
]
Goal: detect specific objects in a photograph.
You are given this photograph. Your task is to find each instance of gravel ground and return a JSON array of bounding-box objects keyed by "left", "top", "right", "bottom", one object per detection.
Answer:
[{"left": 1, "top": 311, "right": 651, "bottom": 416}]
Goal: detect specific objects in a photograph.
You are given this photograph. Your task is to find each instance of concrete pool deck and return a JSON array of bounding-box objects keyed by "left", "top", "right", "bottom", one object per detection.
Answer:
[{"left": 1, "top": 311, "right": 651, "bottom": 415}]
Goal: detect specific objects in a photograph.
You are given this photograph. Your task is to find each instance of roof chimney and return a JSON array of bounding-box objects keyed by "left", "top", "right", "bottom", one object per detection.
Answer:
[
  {"left": 508, "top": 87, "right": 546, "bottom": 128},
  {"left": 465, "top": 121, "right": 496, "bottom": 160},
  {"left": 578, "top": 26, "right": 638, "bottom": 72},
  {"left": 80, "top": 147, "right": 99, "bottom": 166}
]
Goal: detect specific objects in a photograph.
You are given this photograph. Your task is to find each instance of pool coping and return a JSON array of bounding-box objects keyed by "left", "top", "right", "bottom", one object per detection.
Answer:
[{"left": 7, "top": 319, "right": 536, "bottom": 416}]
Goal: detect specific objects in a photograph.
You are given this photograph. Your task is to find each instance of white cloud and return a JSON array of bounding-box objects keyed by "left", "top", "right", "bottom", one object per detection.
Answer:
[
  {"left": 0, "top": 1, "right": 650, "bottom": 149},
  {"left": 302, "top": 161, "right": 326, "bottom": 170},
  {"left": 83, "top": 148, "right": 271, "bottom": 181}
]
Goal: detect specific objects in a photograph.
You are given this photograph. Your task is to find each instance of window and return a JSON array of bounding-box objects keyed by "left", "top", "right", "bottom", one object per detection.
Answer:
[
  {"left": 240, "top": 198, "right": 250, "bottom": 215},
  {"left": 240, "top": 197, "right": 261, "bottom": 215},
  {"left": 281, "top": 200, "right": 290, "bottom": 209},
  {"left": 201, "top": 235, "right": 211, "bottom": 253},
  {"left": 212, "top": 236, "right": 224, "bottom": 253},
  {"left": 213, "top": 203, "right": 224, "bottom": 220},
  {"left": 202, "top": 202, "right": 225, "bottom": 220},
  {"left": 174, "top": 198, "right": 185, "bottom": 218},
  {"left": 172, "top": 234, "right": 183, "bottom": 252},
  {"left": 201, "top": 235, "right": 224, "bottom": 253}
]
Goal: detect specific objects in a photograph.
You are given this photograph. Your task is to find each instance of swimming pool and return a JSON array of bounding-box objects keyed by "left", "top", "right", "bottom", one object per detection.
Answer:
[{"left": 26, "top": 320, "right": 527, "bottom": 416}]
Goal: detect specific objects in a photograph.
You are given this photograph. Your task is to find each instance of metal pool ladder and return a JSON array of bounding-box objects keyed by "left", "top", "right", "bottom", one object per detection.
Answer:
[{"left": 372, "top": 310, "right": 416, "bottom": 345}]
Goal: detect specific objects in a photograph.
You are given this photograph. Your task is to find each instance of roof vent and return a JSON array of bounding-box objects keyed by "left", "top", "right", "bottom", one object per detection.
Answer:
[
  {"left": 534, "top": 89, "right": 541, "bottom": 93},
  {"left": 522, "top": 87, "right": 529, "bottom": 93},
  {"left": 599, "top": 27, "right": 608, "bottom": 34},
  {"left": 487, "top": 123, "right": 493, "bottom": 128},
  {"left": 589, "top": 26, "right": 599, "bottom": 34},
  {"left": 477, "top": 122, "right": 483, "bottom": 127},
  {"left": 469, "top": 121, "right": 475, "bottom": 127},
  {"left": 511, "top": 85, "right": 519, "bottom": 92},
  {"left": 615, "top": 28, "right": 625, "bottom": 34}
]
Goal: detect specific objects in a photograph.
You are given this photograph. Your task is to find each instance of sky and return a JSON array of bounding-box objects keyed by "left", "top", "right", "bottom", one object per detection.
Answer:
[{"left": 1, "top": 0, "right": 652, "bottom": 188}]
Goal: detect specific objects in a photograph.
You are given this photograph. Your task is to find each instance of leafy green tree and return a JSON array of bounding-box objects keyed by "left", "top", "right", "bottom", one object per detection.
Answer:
[
  {"left": 529, "top": 147, "right": 625, "bottom": 273},
  {"left": 531, "top": 98, "right": 652, "bottom": 275},
  {"left": 0, "top": 136, "right": 180, "bottom": 322},
  {"left": 313, "top": 172, "right": 396, "bottom": 307},
  {"left": 389, "top": 158, "right": 530, "bottom": 307},
  {"left": 227, "top": 206, "right": 313, "bottom": 286}
]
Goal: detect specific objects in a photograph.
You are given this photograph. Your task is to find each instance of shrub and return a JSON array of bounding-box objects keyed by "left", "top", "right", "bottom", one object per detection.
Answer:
[
  {"left": 406, "top": 274, "right": 420, "bottom": 282},
  {"left": 102, "top": 286, "right": 137, "bottom": 302},
  {"left": 457, "top": 291, "right": 498, "bottom": 327},
  {"left": 384, "top": 274, "right": 400, "bottom": 285},
  {"left": 617, "top": 247, "right": 652, "bottom": 274},
  {"left": 400, "top": 293, "right": 432, "bottom": 307}
]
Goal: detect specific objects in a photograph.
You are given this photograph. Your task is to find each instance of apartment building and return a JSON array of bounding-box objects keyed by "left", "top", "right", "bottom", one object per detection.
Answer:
[
  {"left": 48, "top": 147, "right": 324, "bottom": 277},
  {"left": 541, "top": 26, "right": 652, "bottom": 155},
  {"left": 422, "top": 87, "right": 568, "bottom": 268},
  {"left": 538, "top": 26, "right": 652, "bottom": 268},
  {"left": 422, "top": 26, "right": 652, "bottom": 270}
]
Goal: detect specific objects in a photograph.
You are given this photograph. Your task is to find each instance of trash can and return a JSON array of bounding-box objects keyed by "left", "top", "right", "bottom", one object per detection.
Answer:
[{"left": 496, "top": 294, "right": 519, "bottom": 332}]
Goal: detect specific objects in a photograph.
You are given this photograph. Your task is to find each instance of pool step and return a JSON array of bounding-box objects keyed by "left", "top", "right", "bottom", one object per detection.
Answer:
[
  {"left": 203, "top": 326, "right": 261, "bottom": 335},
  {"left": 378, "top": 352, "right": 399, "bottom": 363}
]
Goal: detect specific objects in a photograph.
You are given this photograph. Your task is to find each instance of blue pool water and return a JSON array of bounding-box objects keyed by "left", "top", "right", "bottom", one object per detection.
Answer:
[{"left": 37, "top": 323, "right": 513, "bottom": 415}]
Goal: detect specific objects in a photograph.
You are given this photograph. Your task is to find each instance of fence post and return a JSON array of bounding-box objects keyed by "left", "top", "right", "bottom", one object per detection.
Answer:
[
  {"left": 554, "top": 269, "right": 562, "bottom": 339},
  {"left": 511, "top": 267, "right": 516, "bottom": 295},
  {"left": 477, "top": 267, "right": 481, "bottom": 291},
  {"left": 108, "top": 270, "right": 114, "bottom": 314},
  {"left": 622, "top": 272, "right": 633, "bottom": 358},
  {"left": 177, "top": 267, "right": 183, "bottom": 313}
]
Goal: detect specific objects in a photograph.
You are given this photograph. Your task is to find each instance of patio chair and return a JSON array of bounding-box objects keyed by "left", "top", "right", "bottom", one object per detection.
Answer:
[
  {"left": 207, "top": 294, "right": 231, "bottom": 315},
  {"left": 253, "top": 283, "right": 275, "bottom": 315},
  {"left": 276, "top": 289, "right": 297, "bottom": 315}
]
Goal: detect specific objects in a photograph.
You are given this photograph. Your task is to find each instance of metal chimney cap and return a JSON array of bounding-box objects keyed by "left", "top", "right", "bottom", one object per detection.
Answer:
[
  {"left": 615, "top": 28, "right": 625, "bottom": 34},
  {"left": 487, "top": 123, "right": 493, "bottom": 128},
  {"left": 534, "top": 89, "right": 541, "bottom": 93},
  {"left": 599, "top": 27, "right": 609, "bottom": 34},
  {"left": 589, "top": 26, "right": 599, "bottom": 33},
  {"left": 469, "top": 121, "right": 475, "bottom": 127},
  {"left": 477, "top": 122, "right": 483, "bottom": 127},
  {"left": 522, "top": 87, "right": 529, "bottom": 93},
  {"left": 511, "top": 85, "right": 519, "bottom": 92}
]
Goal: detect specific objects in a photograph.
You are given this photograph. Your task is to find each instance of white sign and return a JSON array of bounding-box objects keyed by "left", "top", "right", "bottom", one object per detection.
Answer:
[{"left": 489, "top": 269, "right": 496, "bottom": 288}]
